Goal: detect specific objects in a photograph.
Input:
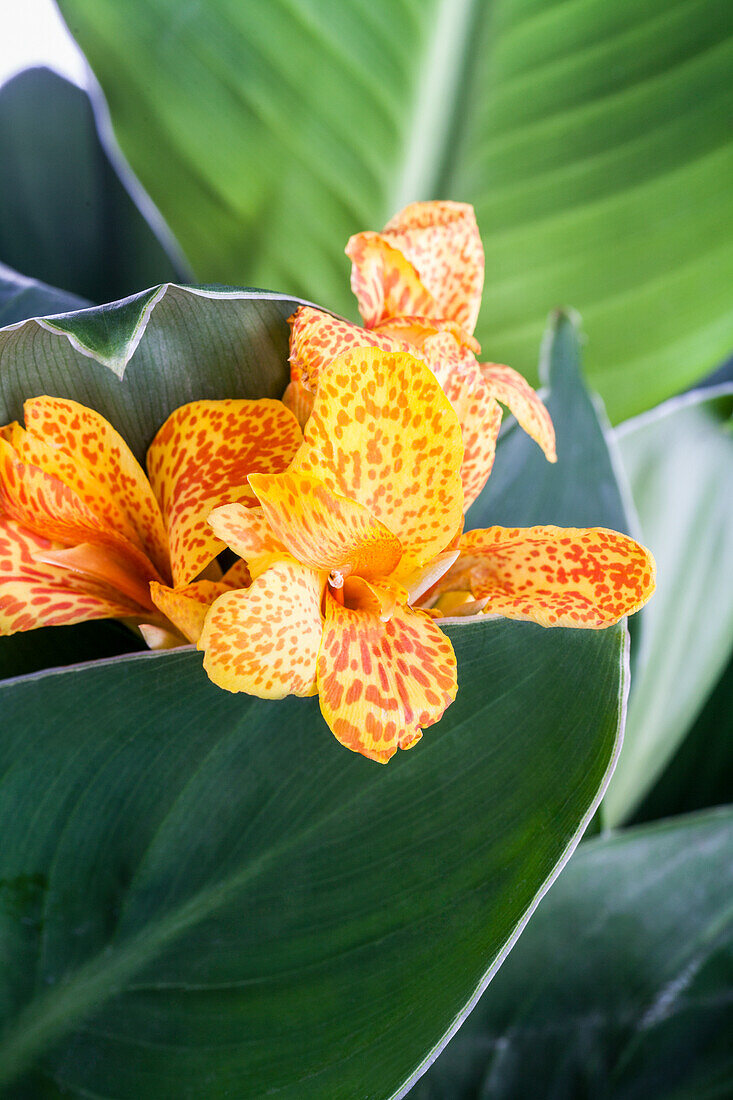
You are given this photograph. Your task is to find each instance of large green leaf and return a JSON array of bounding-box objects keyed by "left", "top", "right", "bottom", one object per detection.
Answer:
[
  {"left": 413, "top": 807, "right": 733, "bottom": 1099},
  {"left": 0, "top": 67, "right": 185, "bottom": 304},
  {"left": 0, "top": 283, "right": 309, "bottom": 463},
  {"left": 602, "top": 385, "right": 733, "bottom": 826},
  {"left": 0, "top": 263, "right": 90, "bottom": 328},
  {"left": 0, "top": 619, "right": 627, "bottom": 1098},
  {"left": 56, "top": 0, "right": 733, "bottom": 420}
]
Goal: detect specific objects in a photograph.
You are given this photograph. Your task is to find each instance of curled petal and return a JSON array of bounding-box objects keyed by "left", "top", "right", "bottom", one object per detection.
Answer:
[
  {"left": 480, "top": 363, "right": 557, "bottom": 463},
  {"left": 293, "top": 348, "right": 464, "bottom": 571},
  {"left": 348, "top": 202, "right": 484, "bottom": 333},
  {"left": 444, "top": 375, "right": 502, "bottom": 511},
  {"left": 0, "top": 519, "right": 141, "bottom": 635},
  {"left": 150, "top": 578, "right": 240, "bottom": 644},
  {"left": 317, "top": 595, "right": 457, "bottom": 764},
  {"left": 288, "top": 306, "right": 413, "bottom": 390},
  {"left": 441, "top": 526, "right": 656, "bottom": 628},
  {"left": 282, "top": 380, "right": 315, "bottom": 430},
  {"left": 199, "top": 561, "right": 324, "bottom": 698},
  {"left": 208, "top": 504, "right": 287, "bottom": 579},
  {"left": 342, "top": 575, "right": 408, "bottom": 621},
  {"left": 147, "top": 399, "right": 302, "bottom": 587},
  {"left": 22, "top": 397, "right": 171, "bottom": 579},
  {"left": 249, "top": 469, "right": 402, "bottom": 581}
]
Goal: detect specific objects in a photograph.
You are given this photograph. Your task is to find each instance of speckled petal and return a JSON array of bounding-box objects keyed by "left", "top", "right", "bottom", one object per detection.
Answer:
[
  {"left": 480, "top": 363, "right": 557, "bottom": 462},
  {"left": 317, "top": 594, "right": 458, "bottom": 764},
  {"left": 289, "top": 306, "right": 414, "bottom": 390},
  {"left": 150, "top": 578, "right": 239, "bottom": 644},
  {"left": 0, "top": 519, "right": 141, "bottom": 634},
  {"left": 22, "top": 397, "right": 171, "bottom": 578},
  {"left": 207, "top": 504, "right": 287, "bottom": 579},
  {"left": 292, "top": 348, "right": 464, "bottom": 570},
  {"left": 347, "top": 202, "right": 484, "bottom": 333},
  {"left": 249, "top": 469, "right": 402, "bottom": 581},
  {"left": 199, "top": 560, "right": 324, "bottom": 698},
  {"left": 147, "top": 399, "right": 302, "bottom": 587},
  {"left": 282, "top": 380, "right": 315, "bottom": 430},
  {"left": 441, "top": 526, "right": 656, "bottom": 627}
]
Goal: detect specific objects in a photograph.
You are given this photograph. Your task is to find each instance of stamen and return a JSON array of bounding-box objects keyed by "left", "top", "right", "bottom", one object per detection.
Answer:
[{"left": 328, "top": 569, "right": 344, "bottom": 589}]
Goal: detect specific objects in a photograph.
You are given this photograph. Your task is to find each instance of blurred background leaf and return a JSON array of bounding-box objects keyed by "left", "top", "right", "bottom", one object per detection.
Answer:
[
  {"left": 0, "top": 621, "right": 626, "bottom": 1098},
  {"left": 56, "top": 0, "right": 733, "bottom": 420},
  {"left": 0, "top": 262, "right": 89, "bottom": 327},
  {"left": 0, "top": 67, "right": 186, "bottom": 303},
  {"left": 603, "top": 386, "right": 733, "bottom": 826},
  {"left": 412, "top": 807, "right": 733, "bottom": 1099}
]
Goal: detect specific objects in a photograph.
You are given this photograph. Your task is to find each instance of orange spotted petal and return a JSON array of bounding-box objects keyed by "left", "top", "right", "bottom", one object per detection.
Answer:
[
  {"left": 442, "top": 526, "right": 656, "bottom": 628},
  {"left": 150, "top": 578, "right": 240, "bottom": 644},
  {"left": 348, "top": 202, "right": 484, "bottom": 334},
  {"left": 34, "top": 542, "right": 157, "bottom": 613},
  {"left": 199, "top": 560, "right": 324, "bottom": 698},
  {"left": 317, "top": 593, "right": 457, "bottom": 764},
  {"left": 146, "top": 399, "right": 302, "bottom": 588},
  {"left": 282, "top": 380, "right": 315, "bottom": 430},
  {"left": 0, "top": 436, "right": 162, "bottom": 587},
  {"left": 22, "top": 397, "right": 171, "bottom": 579},
  {"left": 288, "top": 306, "right": 415, "bottom": 390},
  {"left": 342, "top": 575, "right": 408, "bottom": 621},
  {"left": 480, "top": 363, "right": 557, "bottom": 463},
  {"left": 207, "top": 504, "right": 287, "bottom": 580},
  {"left": 249, "top": 469, "right": 402, "bottom": 582},
  {"left": 0, "top": 519, "right": 141, "bottom": 635},
  {"left": 292, "top": 348, "right": 464, "bottom": 571}
]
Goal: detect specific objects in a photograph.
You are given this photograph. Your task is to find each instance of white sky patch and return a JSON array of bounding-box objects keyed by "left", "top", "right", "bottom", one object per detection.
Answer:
[{"left": 0, "top": 0, "right": 88, "bottom": 89}]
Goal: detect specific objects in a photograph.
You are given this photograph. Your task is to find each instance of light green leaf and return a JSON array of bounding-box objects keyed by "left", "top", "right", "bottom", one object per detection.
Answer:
[
  {"left": 56, "top": 0, "right": 733, "bottom": 419},
  {"left": 603, "top": 385, "right": 733, "bottom": 826},
  {"left": 0, "top": 67, "right": 185, "bottom": 303},
  {"left": 0, "top": 284, "right": 310, "bottom": 462},
  {"left": 0, "top": 619, "right": 627, "bottom": 1098},
  {"left": 413, "top": 807, "right": 733, "bottom": 1099}
]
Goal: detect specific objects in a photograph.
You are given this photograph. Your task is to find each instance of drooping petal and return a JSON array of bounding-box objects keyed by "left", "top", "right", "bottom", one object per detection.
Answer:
[
  {"left": 249, "top": 469, "right": 402, "bottom": 581},
  {"left": 0, "top": 436, "right": 161, "bottom": 587},
  {"left": 22, "top": 397, "right": 171, "bottom": 578},
  {"left": 146, "top": 399, "right": 302, "bottom": 587},
  {"left": 199, "top": 560, "right": 324, "bottom": 698},
  {"left": 347, "top": 202, "right": 484, "bottom": 333},
  {"left": 289, "top": 306, "right": 414, "bottom": 390},
  {"left": 0, "top": 519, "right": 141, "bottom": 635},
  {"left": 444, "top": 373, "right": 503, "bottom": 510},
  {"left": 480, "top": 363, "right": 557, "bottom": 463},
  {"left": 292, "top": 348, "right": 464, "bottom": 572},
  {"left": 35, "top": 543, "right": 156, "bottom": 613},
  {"left": 440, "top": 526, "right": 656, "bottom": 627},
  {"left": 317, "top": 594, "right": 457, "bottom": 764},
  {"left": 207, "top": 504, "right": 287, "bottom": 579}
]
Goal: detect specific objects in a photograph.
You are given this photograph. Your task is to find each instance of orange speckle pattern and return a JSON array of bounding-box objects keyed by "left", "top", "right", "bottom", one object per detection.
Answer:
[
  {"left": 480, "top": 363, "right": 557, "bottom": 463},
  {"left": 150, "top": 577, "right": 244, "bottom": 644},
  {"left": 317, "top": 593, "right": 457, "bottom": 763},
  {"left": 147, "top": 399, "right": 302, "bottom": 587},
  {"left": 435, "top": 526, "right": 656, "bottom": 627},
  {"left": 289, "top": 306, "right": 414, "bottom": 390},
  {"left": 23, "top": 397, "right": 171, "bottom": 579},
  {"left": 292, "top": 348, "right": 464, "bottom": 571},
  {"left": 207, "top": 504, "right": 287, "bottom": 580},
  {"left": 249, "top": 469, "right": 403, "bottom": 581},
  {"left": 199, "top": 560, "right": 324, "bottom": 698},
  {"left": 281, "top": 380, "right": 315, "bottom": 430},
  {"left": 0, "top": 518, "right": 140, "bottom": 634},
  {"left": 347, "top": 201, "right": 484, "bottom": 334}
]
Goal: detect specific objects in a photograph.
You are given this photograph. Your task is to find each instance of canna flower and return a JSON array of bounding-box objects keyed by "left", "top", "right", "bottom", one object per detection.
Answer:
[
  {"left": 0, "top": 395, "right": 302, "bottom": 644},
  {"left": 285, "top": 200, "right": 556, "bottom": 509},
  {"left": 199, "top": 348, "right": 464, "bottom": 764}
]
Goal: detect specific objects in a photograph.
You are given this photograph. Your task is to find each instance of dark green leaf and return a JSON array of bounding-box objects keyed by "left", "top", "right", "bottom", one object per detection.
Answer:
[
  {"left": 0, "top": 68, "right": 185, "bottom": 303},
  {"left": 0, "top": 263, "right": 90, "bottom": 327},
  {"left": 468, "top": 310, "right": 631, "bottom": 534},
  {"left": 56, "top": 0, "right": 733, "bottom": 419},
  {"left": 0, "top": 620, "right": 144, "bottom": 682},
  {"left": 413, "top": 807, "right": 733, "bottom": 1099},
  {"left": 0, "top": 619, "right": 627, "bottom": 1097},
  {"left": 603, "top": 386, "right": 733, "bottom": 826}
]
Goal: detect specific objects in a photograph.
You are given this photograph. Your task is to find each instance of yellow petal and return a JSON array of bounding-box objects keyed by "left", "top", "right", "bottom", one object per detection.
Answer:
[
  {"left": 444, "top": 374, "right": 502, "bottom": 510},
  {"left": 0, "top": 519, "right": 141, "bottom": 635},
  {"left": 480, "top": 362, "right": 557, "bottom": 463},
  {"left": 282, "top": 380, "right": 315, "bottom": 430},
  {"left": 207, "top": 504, "right": 287, "bottom": 580},
  {"left": 146, "top": 399, "right": 302, "bottom": 587},
  {"left": 150, "top": 578, "right": 238, "bottom": 644},
  {"left": 199, "top": 560, "right": 324, "bottom": 698},
  {"left": 442, "top": 526, "right": 656, "bottom": 627},
  {"left": 249, "top": 469, "right": 402, "bottom": 581},
  {"left": 317, "top": 594, "right": 457, "bottom": 764},
  {"left": 292, "top": 348, "right": 464, "bottom": 571},
  {"left": 22, "top": 397, "right": 171, "bottom": 579},
  {"left": 288, "top": 306, "right": 414, "bottom": 391},
  {"left": 347, "top": 201, "right": 484, "bottom": 334}
]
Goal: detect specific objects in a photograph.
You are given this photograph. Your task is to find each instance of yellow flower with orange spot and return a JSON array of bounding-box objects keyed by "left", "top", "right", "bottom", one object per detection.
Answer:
[
  {"left": 199, "top": 347, "right": 464, "bottom": 764},
  {"left": 0, "top": 395, "right": 301, "bottom": 644},
  {"left": 285, "top": 200, "right": 556, "bottom": 510}
]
